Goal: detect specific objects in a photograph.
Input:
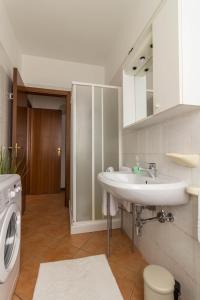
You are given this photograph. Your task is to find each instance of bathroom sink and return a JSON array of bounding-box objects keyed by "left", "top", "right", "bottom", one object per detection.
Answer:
[{"left": 97, "top": 172, "right": 188, "bottom": 206}]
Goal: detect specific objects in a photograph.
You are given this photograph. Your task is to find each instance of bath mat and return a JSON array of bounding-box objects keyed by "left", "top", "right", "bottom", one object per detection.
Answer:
[{"left": 33, "top": 254, "right": 123, "bottom": 300}]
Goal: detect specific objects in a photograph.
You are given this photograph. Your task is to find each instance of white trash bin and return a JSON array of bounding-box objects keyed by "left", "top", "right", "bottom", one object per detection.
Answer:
[{"left": 143, "top": 265, "right": 175, "bottom": 300}]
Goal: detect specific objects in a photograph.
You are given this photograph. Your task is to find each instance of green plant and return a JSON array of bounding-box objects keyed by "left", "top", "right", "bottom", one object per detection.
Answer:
[{"left": 0, "top": 147, "right": 25, "bottom": 175}]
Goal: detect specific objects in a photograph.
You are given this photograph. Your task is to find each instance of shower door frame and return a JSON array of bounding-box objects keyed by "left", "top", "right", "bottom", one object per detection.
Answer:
[{"left": 71, "top": 81, "right": 122, "bottom": 234}]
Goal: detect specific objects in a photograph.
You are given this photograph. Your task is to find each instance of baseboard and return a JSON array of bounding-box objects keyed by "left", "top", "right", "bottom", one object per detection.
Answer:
[{"left": 70, "top": 218, "right": 121, "bottom": 234}]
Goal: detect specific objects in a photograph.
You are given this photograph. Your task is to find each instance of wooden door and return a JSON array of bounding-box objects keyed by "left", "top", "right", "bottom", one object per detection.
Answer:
[
  {"left": 65, "top": 94, "right": 71, "bottom": 206},
  {"left": 29, "top": 108, "right": 62, "bottom": 194},
  {"left": 12, "top": 68, "right": 29, "bottom": 213}
]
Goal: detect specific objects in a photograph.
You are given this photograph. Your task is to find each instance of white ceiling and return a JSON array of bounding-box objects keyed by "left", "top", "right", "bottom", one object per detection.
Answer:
[
  {"left": 3, "top": 0, "right": 135, "bottom": 66},
  {"left": 28, "top": 95, "right": 66, "bottom": 110}
]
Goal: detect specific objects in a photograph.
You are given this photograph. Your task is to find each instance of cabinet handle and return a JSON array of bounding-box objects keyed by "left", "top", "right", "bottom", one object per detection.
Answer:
[{"left": 155, "top": 104, "right": 160, "bottom": 109}]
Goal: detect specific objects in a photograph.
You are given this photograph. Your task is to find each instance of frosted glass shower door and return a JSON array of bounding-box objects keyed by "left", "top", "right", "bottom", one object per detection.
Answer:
[
  {"left": 94, "top": 87, "right": 103, "bottom": 219},
  {"left": 76, "top": 85, "right": 92, "bottom": 221},
  {"left": 94, "top": 87, "right": 119, "bottom": 220},
  {"left": 72, "top": 83, "right": 120, "bottom": 224}
]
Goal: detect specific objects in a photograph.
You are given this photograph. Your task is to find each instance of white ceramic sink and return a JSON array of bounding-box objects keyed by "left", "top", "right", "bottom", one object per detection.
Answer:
[{"left": 97, "top": 172, "right": 188, "bottom": 206}]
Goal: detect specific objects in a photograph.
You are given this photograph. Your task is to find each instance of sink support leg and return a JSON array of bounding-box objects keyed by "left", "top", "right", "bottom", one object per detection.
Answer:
[
  {"left": 121, "top": 205, "right": 123, "bottom": 234},
  {"left": 110, "top": 216, "right": 112, "bottom": 237},
  {"left": 107, "top": 192, "right": 111, "bottom": 257},
  {"left": 131, "top": 203, "right": 135, "bottom": 252}
]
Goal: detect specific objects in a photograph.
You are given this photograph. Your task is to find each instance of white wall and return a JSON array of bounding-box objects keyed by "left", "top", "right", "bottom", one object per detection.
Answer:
[
  {"left": 105, "top": 0, "right": 163, "bottom": 84},
  {"left": 0, "top": 16, "right": 21, "bottom": 148},
  {"left": 122, "top": 110, "right": 200, "bottom": 300},
  {"left": 0, "top": 47, "right": 12, "bottom": 148},
  {"left": 0, "top": 0, "right": 22, "bottom": 148},
  {"left": 0, "top": 0, "right": 21, "bottom": 71},
  {"left": 28, "top": 95, "right": 65, "bottom": 110},
  {"left": 21, "top": 55, "right": 105, "bottom": 90}
]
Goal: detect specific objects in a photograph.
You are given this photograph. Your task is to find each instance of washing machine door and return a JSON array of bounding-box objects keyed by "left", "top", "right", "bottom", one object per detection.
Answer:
[{"left": 0, "top": 203, "right": 21, "bottom": 283}]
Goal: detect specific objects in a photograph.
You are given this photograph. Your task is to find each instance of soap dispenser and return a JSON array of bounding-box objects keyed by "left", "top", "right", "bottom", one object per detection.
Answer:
[{"left": 132, "top": 155, "right": 141, "bottom": 174}]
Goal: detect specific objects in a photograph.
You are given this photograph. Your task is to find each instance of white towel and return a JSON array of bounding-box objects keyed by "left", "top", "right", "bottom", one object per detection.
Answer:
[
  {"left": 118, "top": 199, "right": 132, "bottom": 212},
  {"left": 198, "top": 193, "right": 200, "bottom": 242},
  {"left": 122, "top": 200, "right": 132, "bottom": 212},
  {"left": 102, "top": 190, "right": 119, "bottom": 217}
]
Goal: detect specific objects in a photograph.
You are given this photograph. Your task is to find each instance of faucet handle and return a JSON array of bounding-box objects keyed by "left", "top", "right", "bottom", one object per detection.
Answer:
[{"left": 106, "top": 166, "right": 115, "bottom": 172}]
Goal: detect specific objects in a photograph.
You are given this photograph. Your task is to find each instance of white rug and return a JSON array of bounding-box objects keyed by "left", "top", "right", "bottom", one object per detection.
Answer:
[{"left": 33, "top": 255, "right": 123, "bottom": 300}]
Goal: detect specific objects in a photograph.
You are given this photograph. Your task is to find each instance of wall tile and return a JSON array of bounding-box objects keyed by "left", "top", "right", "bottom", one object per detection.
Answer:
[
  {"left": 166, "top": 159, "right": 192, "bottom": 183},
  {"left": 171, "top": 199, "right": 196, "bottom": 238},
  {"left": 123, "top": 154, "right": 136, "bottom": 168},
  {"left": 163, "top": 114, "right": 192, "bottom": 154},
  {"left": 136, "top": 129, "right": 147, "bottom": 154},
  {"left": 122, "top": 131, "right": 137, "bottom": 154},
  {"left": 122, "top": 110, "right": 200, "bottom": 300},
  {"left": 191, "top": 110, "right": 200, "bottom": 153},
  {"left": 191, "top": 166, "right": 200, "bottom": 186},
  {"left": 194, "top": 240, "right": 200, "bottom": 285},
  {"left": 146, "top": 125, "right": 163, "bottom": 154}
]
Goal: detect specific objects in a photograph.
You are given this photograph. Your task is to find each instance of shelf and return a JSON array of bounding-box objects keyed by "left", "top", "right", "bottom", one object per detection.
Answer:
[
  {"left": 186, "top": 186, "right": 200, "bottom": 196},
  {"left": 166, "top": 153, "right": 199, "bottom": 168},
  {"left": 123, "top": 104, "right": 199, "bottom": 131}
]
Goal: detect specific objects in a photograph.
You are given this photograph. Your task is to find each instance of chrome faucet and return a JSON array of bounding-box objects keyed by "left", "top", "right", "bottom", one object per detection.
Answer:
[{"left": 139, "top": 163, "right": 157, "bottom": 179}]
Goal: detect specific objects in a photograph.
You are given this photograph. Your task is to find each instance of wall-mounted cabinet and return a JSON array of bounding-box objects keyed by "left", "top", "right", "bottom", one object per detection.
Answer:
[
  {"left": 123, "top": 32, "right": 153, "bottom": 127},
  {"left": 123, "top": 0, "right": 200, "bottom": 129}
]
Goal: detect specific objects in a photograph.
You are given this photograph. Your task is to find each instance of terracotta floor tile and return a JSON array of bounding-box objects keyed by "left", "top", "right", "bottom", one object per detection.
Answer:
[
  {"left": 80, "top": 231, "right": 107, "bottom": 254},
  {"left": 11, "top": 295, "right": 21, "bottom": 300},
  {"left": 41, "top": 237, "right": 80, "bottom": 262},
  {"left": 73, "top": 248, "right": 92, "bottom": 259},
  {"left": 13, "top": 192, "right": 146, "bottom": 300},
  {"left": 115, "top": 275, "right": 134, "bottom": 299},
  {"left": 110, "top": 253, "right": 147, "bottom": 277},
  {"left": 66, "top": 232, "right": 93, "bottom": 248},
  {"left": 21, "top": 233, "right": 55, "bottom": 258},
  {"left": 15, "top": 267, "right": 37, "bottom": 300}
]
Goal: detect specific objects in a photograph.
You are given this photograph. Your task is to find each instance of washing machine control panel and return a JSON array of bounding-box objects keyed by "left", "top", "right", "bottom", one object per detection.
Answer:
[
  {"left": 0, "top": 176, "right": 22, "bottom": 212},
  {"left": 9, "top": 185, "right": 21, "bottom": 200},
  {"left": 8, "top": 183, "right": 22, "bottom": 202}
]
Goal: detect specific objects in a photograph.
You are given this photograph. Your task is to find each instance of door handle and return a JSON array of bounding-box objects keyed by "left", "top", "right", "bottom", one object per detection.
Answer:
[
  {"left": 8, "top": 143, "right": 21, "bottom": 157},
  {"left": 57, "top": 147, "right": 61, "bottom": 157}
]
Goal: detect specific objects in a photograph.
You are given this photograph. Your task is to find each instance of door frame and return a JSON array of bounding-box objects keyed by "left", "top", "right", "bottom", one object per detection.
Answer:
[
  {"left": 12, "top": 68, "right": 31, "bottom": 214},
  {"left": 18, "top": 85, "right": 71, "bottom": 207}
]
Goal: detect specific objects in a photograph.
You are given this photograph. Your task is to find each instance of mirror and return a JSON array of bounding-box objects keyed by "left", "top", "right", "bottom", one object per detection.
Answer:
[
  {"left": 122, "top": 30, "right": 153, "bottom": 127},
  {"left": 133, "top": 49, "right": 153, "bottom": 122}
]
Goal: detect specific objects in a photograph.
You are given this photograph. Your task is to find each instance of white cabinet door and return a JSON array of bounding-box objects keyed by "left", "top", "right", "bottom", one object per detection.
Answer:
[
  {"left": 153, "top": 0, "right": 181, "bottom": 113},
  {"left": 181, "top": 0, "right": 200, "bottom": 105}
]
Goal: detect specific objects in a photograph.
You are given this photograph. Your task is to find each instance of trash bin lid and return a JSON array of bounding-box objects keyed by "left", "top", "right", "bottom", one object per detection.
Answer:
[{"left": 143, "top": 265, "right": 175, "bottom": 295}]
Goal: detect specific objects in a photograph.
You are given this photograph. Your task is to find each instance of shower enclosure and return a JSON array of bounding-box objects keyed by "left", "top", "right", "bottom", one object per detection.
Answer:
[{"left": 70, "top": 82, "right": 122, "bottom": 233}]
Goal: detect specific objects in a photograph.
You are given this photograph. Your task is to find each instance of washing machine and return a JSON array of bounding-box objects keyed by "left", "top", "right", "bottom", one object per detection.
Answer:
[{"left": 0, "top": 174, "right": 22, "bottom": 300}]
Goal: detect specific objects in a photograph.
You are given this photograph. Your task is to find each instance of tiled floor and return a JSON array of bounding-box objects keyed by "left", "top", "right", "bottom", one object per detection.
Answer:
[{"left": 12, "top": 192, "right": 147, "bottom": 300}]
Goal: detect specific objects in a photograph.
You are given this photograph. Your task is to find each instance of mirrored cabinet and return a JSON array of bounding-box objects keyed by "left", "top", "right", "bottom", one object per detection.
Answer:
[
  {"left": 123, "top": 0, "right": 200, "bottom": 129},
  {"left": 134, "top": 56, "right": 153, "bottom": 121},
  {"left": 123, "top": 31, "right": 153, "bottom": 127}
]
